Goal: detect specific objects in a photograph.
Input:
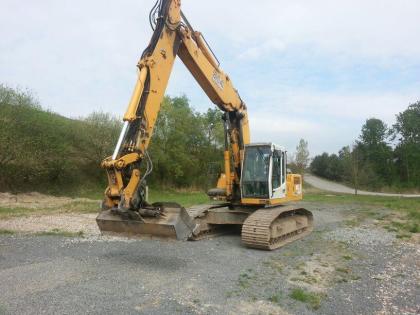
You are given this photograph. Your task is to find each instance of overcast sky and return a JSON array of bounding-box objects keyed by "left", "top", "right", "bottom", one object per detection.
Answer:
[{"left": 1, "top": 0, "right": 419, "bottom": 155}]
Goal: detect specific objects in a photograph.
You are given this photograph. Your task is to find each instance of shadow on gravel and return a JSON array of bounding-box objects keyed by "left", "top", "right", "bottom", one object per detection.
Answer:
[{"left": 101, "top": 250, "right": 187, "bottom": 270}]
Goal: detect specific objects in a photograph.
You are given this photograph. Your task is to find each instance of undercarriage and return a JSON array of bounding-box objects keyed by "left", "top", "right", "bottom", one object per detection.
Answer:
[{"left": 96, "top": 203, "right": 313, "bottom": 250}]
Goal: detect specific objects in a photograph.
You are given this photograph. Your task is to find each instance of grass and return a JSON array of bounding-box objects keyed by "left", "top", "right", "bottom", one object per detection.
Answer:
[
  {"left": 238, "top": 271, "right": 254, "bottom": 289},
  {"left": 342, "top": 255, "right": 353, "bottom": 261},
  {"left": 35, "top": 228, "right": 84, "bottom": 237},
  {"left": 0, "top": 188, "right": 211, "bottom": 219},
  {"left": 61, "top": 200, "right": 100, "bottom": 213},
  {"left": 0, "top": 228, "right": 83, "bottom": 237},
  {"left": 0, "top": 206, "right": 39, "bottom": 218},
  {"left": 0, "top": 229, "right": 16, "bottom": 235},
  {"left": 0, "top": 200, "right": 100, "bottom": 219},
  {"left": 344, "top": 218, "right": 361, "bottom": 227},
  {"left": 263, "top": 259, "right": 284, "bottom": 273},
  {"left": 291, "top": 274, "right": 319, "bottom": 285},
  {"left": 336, "top": 267, "right": 350, "bottom": 274},
  {"left": 149, "top": 189, "right": 209, "bottom": 207},
  {"left": 64, "top": 187, "right": 212, "bottom": 208},
  {"left": 305, "top": 192, "right": 420, "bottom": 236},
  {"left": 268, "top": 291, "right": 283, "bottom": 304},
  {"left": 385, "top": 221, "right": 419, "bottom": 238},
  {"left": 78, "top": 186, "right": 212, "bottom": 208},
  {"left": 304, "top": 193, "right": 420, "bottom": 214},
  {"left": 289, "top": 288, "right": 323, "bottom": 310}
]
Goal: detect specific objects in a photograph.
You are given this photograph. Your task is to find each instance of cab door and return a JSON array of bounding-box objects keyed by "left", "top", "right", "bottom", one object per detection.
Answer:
[{"left": 270, "top": 150, "right": 286, "bottom": 199}]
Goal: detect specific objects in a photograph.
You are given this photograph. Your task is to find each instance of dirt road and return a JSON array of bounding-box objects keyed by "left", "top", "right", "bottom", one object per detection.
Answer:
[
  {"left": 1, "top": 201, "right": 419, "bottom": 315},
  {"left": 304, "top": 174, "right": 420, "bottom": 198}
]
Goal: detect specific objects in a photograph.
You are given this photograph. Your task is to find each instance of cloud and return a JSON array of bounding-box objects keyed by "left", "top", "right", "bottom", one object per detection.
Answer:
[
  {"left": 185, "top": 0, "right": 420, "bottom": 61},
  {"left": 1, "top": 0, "right": 419, "bottom": 155},
  {"left": 251, "top": 114, "right": 320, "bottom": 134},
  {"left": 250, "top": 87, "right": 419, "bottom": 122},
  {"left": 0, "top": 0, "right": 153, "bottom": 117},
  {"left": 238, "top": 39, "right": 286, "bottom": 60},
  {"left": 243, "top": 87, "right": 419, "bottom": 155}
]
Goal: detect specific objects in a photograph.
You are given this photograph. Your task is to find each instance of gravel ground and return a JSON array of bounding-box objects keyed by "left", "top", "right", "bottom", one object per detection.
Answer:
[
  {"left": 0, "top": 202, "right": 419, "bottom": 315},
  {"left": 322, "top": 225, "right": 420, "bottom": 315}
]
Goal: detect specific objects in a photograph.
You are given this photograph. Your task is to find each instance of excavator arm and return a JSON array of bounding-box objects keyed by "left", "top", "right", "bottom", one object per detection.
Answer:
[{"left": 102, "top": 0, "right": 249, "bottom": 212}]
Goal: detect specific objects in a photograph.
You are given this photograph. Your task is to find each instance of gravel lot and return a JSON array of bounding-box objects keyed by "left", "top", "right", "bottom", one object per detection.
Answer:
[{"left": 0, "top": 202, "right": 419, "bottom": 315}]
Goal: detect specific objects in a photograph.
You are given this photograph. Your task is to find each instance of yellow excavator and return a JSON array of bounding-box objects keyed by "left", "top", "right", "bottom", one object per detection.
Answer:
[{"left": 96, "top": 0, "right": 313, "bottom": 250}]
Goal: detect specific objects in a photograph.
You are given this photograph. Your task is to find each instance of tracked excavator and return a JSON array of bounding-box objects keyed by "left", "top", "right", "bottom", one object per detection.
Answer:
[{"left": 96, "top": 0, "right": 313, "bottom": 250}]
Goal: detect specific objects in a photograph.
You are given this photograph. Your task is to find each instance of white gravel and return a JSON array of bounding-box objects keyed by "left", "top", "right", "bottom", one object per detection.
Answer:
[{"left": 323, "top": 225, "right": 396, "bottom": 247}]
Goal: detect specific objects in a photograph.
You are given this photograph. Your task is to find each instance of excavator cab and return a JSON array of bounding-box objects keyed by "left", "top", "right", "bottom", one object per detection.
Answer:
[
  {"left": 241, "top": 143, "right": 299, "bottom": 204},
  {"left": 241, "top": 144, "right": 275, "bottom": 199}
]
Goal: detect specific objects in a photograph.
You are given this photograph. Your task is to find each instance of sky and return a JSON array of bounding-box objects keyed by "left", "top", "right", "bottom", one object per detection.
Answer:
[{"left": 1, "top": 0, "right": 419, "bottom": 155}]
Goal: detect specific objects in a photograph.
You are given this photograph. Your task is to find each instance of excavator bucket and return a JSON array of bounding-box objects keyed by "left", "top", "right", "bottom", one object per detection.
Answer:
[{"left": 96, "top": 203, "right": 197, "bottom": 240}]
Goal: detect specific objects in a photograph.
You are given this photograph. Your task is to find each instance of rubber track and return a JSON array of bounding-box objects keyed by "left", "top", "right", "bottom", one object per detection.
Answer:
[{"left": 241, "top": 206, "right": 313, "bottom": 250}]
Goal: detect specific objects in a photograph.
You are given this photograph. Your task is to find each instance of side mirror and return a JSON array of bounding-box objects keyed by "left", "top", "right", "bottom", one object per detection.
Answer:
[{"left": 287, "top": 168, "right": 292, "bottom": 174}]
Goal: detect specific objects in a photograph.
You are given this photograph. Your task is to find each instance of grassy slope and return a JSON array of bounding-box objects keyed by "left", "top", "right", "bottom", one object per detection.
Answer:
[{"left": 1, "top": 102, "right": 101, "bottom": 194}]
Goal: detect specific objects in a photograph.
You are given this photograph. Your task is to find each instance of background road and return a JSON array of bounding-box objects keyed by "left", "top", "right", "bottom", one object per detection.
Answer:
[{"left": 304, "top": 174, "right": 420, "bottom": 198}]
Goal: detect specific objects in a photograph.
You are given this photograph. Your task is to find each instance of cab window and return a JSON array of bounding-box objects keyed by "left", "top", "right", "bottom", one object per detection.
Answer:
[
  {"left": 242, "top": 146, "right": 271, "bottom": 198},
  {"left": 272, "top": 150, "right": 281, "bottom": 189},
  {"left": 281, "top": 151, "right": 286, "bottom": 184}
]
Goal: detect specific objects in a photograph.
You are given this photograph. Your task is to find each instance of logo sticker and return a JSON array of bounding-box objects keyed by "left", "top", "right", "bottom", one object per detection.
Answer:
[{"left": 212, "top": 71, "right": 224, "bottom": 90}]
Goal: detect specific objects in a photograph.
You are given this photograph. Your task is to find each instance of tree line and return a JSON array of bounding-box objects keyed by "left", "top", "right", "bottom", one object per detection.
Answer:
[
  {"left": 0, "top": 85, "right": 224, "bottom": 195},
  {"left": 310, "top": 102, "right": 420, "bottom": 191}
]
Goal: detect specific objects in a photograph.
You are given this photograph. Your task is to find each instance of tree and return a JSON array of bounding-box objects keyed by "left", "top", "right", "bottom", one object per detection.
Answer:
[
  {"left": 310, "top": 152, "right": 343, "bottom": 181},
  {"left": 347, "top": 144, "right": 362, "bottom": 194},
  {"left": 325, "top": 154, "right": 343, "bottom": 181},
  {"left": 295, "top": 139, "right": 310, "bottom": 176},
  {"left": 79, "top": 112, "right": 122, "bottom": 180},
  {"left": 393, "top": 101, "right": 420, "bottom": 186},
  {"left": 148, "top": 96, "right": 224, "bottom": 188},
  {"left": 202, "top": 108, "right": 224, "bottom": 147},
  {"left": 310, "top": 153, "right": 330, "bottom": 178},
  {"left": 358, "top": 118, "right": 393, "bottom": 187},
  {"left": 360, "top": 118, "right": 388, "bottom": 146},
  {"left": 307, "top": 103, "right": 420, "bottom": 191}
]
